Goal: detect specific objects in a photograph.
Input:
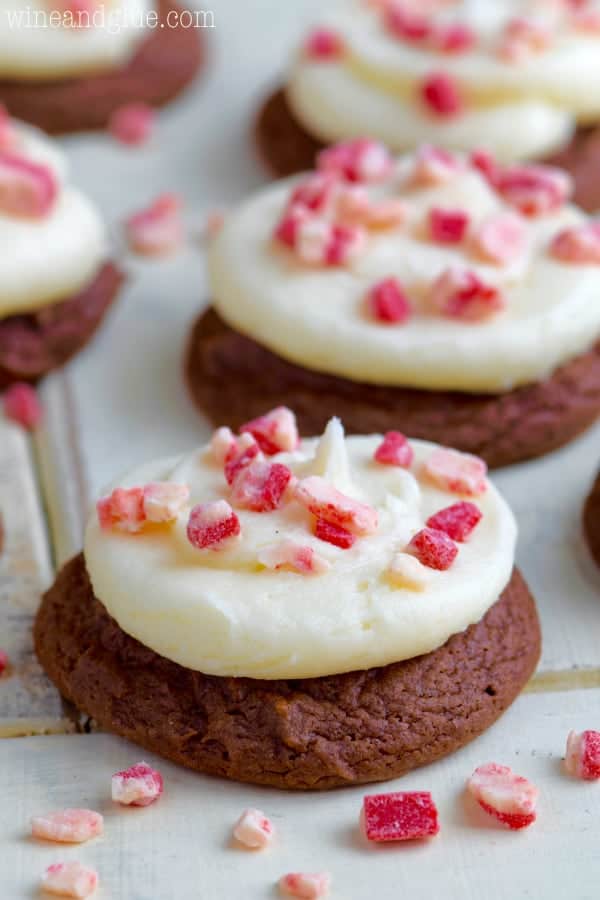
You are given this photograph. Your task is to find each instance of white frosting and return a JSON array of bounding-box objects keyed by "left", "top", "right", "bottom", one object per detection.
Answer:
[
  {"left": 0, "top": 121, "right": 107, "bottom": 317},
  {"left": 209, "top": 160, "right": 600, "bottom": 393},
  {"left": 84, "top": 427, "right": 517, "bottom": 680},
  {"left": 287, "top": 0, "right": 600, "bottom": 162},
  {"left": 0, "top": 0, "right": 152, "bottom": 79}
]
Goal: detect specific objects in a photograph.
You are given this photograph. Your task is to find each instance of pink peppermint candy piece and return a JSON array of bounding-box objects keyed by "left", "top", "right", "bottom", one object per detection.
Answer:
[
  {"left": 385, "top": 3, "right": 433, "bottom": 42},
  {"left": 433, "top": 21, "right": 475, "bottom": 53},
  {"left": 424, "top": 447, "right": 487, "bottom": 496},
  {"left": 325, "top": 223, "right": 367, "bottom": 266},
  {"left": 336, "top": 186, "right": 406, "bottom": 229},
  {"left": 231, "top": 461, "right": 293, "bottom": 512},
  {"left": 41, "top": 862, "right": 98, "bottom": 898},
  {"left": 109, "top": 103, "right": 155, "bottom": 146},
  {"left": 290, "top": 172, "right": 339, "bottom": 214},
  {"left": 31, "top": 809, "right": 103, "bottom": 844},
  {"left": 420, "top": 71, "right": 465, "bottom": 118},
  {"left": 295, "top": 476, "right": 378, "bottom": 537},
  {"left": 210, "top": 426, "right": 236, "bottom": 465},
  {"left": 408, "top": 527, "right": 458, "bottom": 570},
  {"left": 362, "top": 791, "right": 440, "bottom": 842},
  {"left": 233, "top": 808, "right": 274, "bottom": 849},
  {"left": 368, "top": 277, "right": 412, "bottom": 324},
  {"left": 187, "top": 500, "right": 241, "bottom": 550},
  {"left": 498, "top": 17, "right": 552, "bottom": 61},
  {"left": 143, "top": 482, "right": 189, "bottom": 523},
  {"left": 429, "top": 266, "right": 506, "bottom": 322},
  {"left": 565, "top": 730, "right": 600, "bottom": 781},
  {"left": 467, "top": 763, "right": 538, "bottom": 830},
  {"left": 278, "top": 212, "right": 367, "bottom": 267},
  {"left": 259, "top": 540, "right": 330, "bottom": 575},
  {"left": 374, "top": 431, "right": 414, "bottom": 467},
  {"left": 279, "top": 872, "right": 331, "bottom": 899},
  {"left": 317, "top": 138, "right": 393, "bottom": 183},
  {"left": 125, "top": 193, "right": 185, "bottom": 256},
  {"left": 550, "top": 223, "right": 600, "bottom": 264},
  {"left": 240, "top": 406, "right": 299, "bottom": 455},
  {"left": 314, "top": 517, "right": 356, "bottom": 549},
  {"left": 224, "top": 433, "right": 262, "bottom": 485},
  {"left": 97, "top": 487, "right": 145, "bottom": 533},
  {"left": 426, "top": 501, "right": 482, "bottom": 542},
  {"left": 412, "top": 145, "right": 462, "bottom": 186},
  {"left": 429, "top": 207, "right": 470, "bottom": 244},
  {"left": 3, "top": 382, "right": 42, "bottom": 430},
  {"left": 472, "top": 212, "right": 527, "bottom": 265},
  {"left": 0, "top": 152, "right": 58, "bottom": 219},
  {"left": 495, "top": 164, "right": 572, "bottom": 216},
  {"left": 112, "top": 761, "right": 164, "bottom": 806},
  {"left": 470, "top": 147, "right": 499, "bottom": 185},
  {"left": 304, "top": 27, "right": 345, "bottom": 59},
  {"left": 274, "top": 203, "right": 312, "bottom": 249}
]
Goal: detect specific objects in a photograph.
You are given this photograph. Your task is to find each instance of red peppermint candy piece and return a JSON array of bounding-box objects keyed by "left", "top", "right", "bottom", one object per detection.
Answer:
[
  {"left": 125, "top": 192, "right": 185, "bottom": 256},
  {"left": 112, "top": 761, "right": 164, "bottom": 806},
  {"left": 304, "top": 27, "right": 345, "bottom": 59},
  {"left": 295, "top": 476, "right": 378, "bottom": 536},
  {"left": 362, "top": 791, "right": 440, "bottom": 842},
  {"left": 231, "top": 461, "right": 292, "bottom": 512},
  {"left": 224, "top": 433, "right": 262, "bottom": 485},
  {"left": 550, "top": 223, "right": 600, "bottom": 264},
  {"left": 325, "top": 223, "right": 367, "bottom": 266},
  {"left": 472, "top": 212, "right": 527, "bottom": 265},
  {"left": 426, "top": 501, "right": 482, "bottom": 542},
  {"left": 336, "top": 186, "right": 406, "bottom": 230},
  {"left": 31, "top": 809, "right": 103, "bottom": 844},
  {"left": 429, "top": 266, "right": 506, "bottom": 322},
  {"left": 368, "top": 277, "right": 412, "bottom": 324},
  {"left": 97, "top": 487, "right": 145, "bottom": 533},
  {"left": 433, "top": 22, "right": 475, "bottom": 53},
  {"left": 565, "top": 730, "right": 600, "bottom": 780},
  {"left": 109, "top": 103, "right": 155, "bottom": 146},
  {"left": 233, "top": 808, "right": 274, "bottom": 849},
  {"left": 187, "top": 500, "right": 241, "bottom": 549},
  {"left": 317, "top": 138, "right": 393, "bottom": 183},
  {"left": 429, "top": 207, "right": 470, "bottom": 244},
  {"left": 408, "top": 527, "right": 458, "bottom": 570},
  {"left": 3, "top": 382, "right": 42, "bottom": 430},
  {"left": 314, "top": 518, "right": 356, "bottom": 549},
  {"left": 420, "top": 71, "right": 464, "bottom": 118},
  {"left": 0, "top": 152, "right": 57, "bottom": 218},
  {"left": 289, "top": 172, "right": 339, "bottom": 214},
  {"left": 42, "top": 861, "right": 98, "bottom": 898},
  {"left": 240, "top": 406, "right": 299, "bottom": 455},
  {"left": 279, "top": 872, "right": 331, "bottom": 899},
  {"left": 467, "top": 763, "right": 538, "bottom": 830},
  {"left": 385, "top": 2, "right": 433, "bottom": 42},
  {"left": 424, "top": 447, "right": 487, "bottom": 496},
  {"left": 495, "top": 164, "right": 572, "bottom": 216},
  {"left": 374, "top": 431, "right": 414, "bottom": 467},
  {"left": 259, "top": 540, "right": 330, "bottom": 574},
  {"left": 470, "top": 147, "right": 500, "bottom": 185},
  {"left": 274, "top": 203, "right": 312, "bottom": 249},
  {"left": 413, "top": 145, "right": 462, "bottom": 185}
]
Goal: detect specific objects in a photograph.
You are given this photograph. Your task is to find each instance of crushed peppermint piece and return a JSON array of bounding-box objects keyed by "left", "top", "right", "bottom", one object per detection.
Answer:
[
  {"left": 314, "top": 517, "right": 356, "bottom": 549},
  {"left": 470, "top": 148, "right": 499, "bottom": 185},
  {"left": 240, "top": 407, "right": 299, "bottom": 455},
  {"left": 142, "top": 482, "right": 189, "bottom": 523},
  {"left": 97, "top": 487, "right": 145, "bottom": 533},
  {"left": 565, "top": 730, "right": 600, "bottom": 780},
  {"left": 424, "top": 447, "right": 488, "bottom": 496},
  {"left": 374, "top": 431, "right": 414, "bottom": 467},
  {"left": 495, "top": 164, "right": 572, "bottom": 216},
  {"left": 336, "top": 186, "right": 406, "bottom": 229},
  {"left": 290, "top": 173, "right": 339, "bottom": 214},
  {"left": 385, "top": 3, "right": 433, "bottom": 42},
  {"left": 408, "top": 527, "right": 458, "bottom": 570},
  {"left": 231, "top": 461, "right": 293, "bottom": 512},
  {"left": 3, "top": 382, "right": 42, "bottom": 430},
  {"left": 429, "top": 207, "right": 470, "bottom": 244},
  {"left": 187, "top": 500, "right": 241, "bottom": 550},
  {"left": 317, "top": 138, "right": 393, "bottom": 183},
  {"left": 125, "top": 193, "right": 185, "bottom": 256},
  {"left": 427, "top": 501, "right": 482, "bottom": 542},
  {"left": 295, "top": 476, "right": 378, "bottom": 536},
  {"left": 224, "top": 434, "right": 262, "bottom": 485},
  {"left": 498, "top": 17, "right": 552, "bottom": 61},
  {"left": 0, "top": 152, "right": 58, "bottom": 218},
  {"left": 233, "top": 808, "right": 274, "bottom": 849},
  {"left": 550, "top": 223, "right": 600, "bottom": 264},
  {"left": 467, "top": 763, "right": 538, "bottom": 830},
  {"left": 412, "top": 145, "right": 462, "bottom": 185},
  {"left": 279, "top": 872, "right": 331, "bottom": 899},
  {"left": 274, "top": 204, "right": 312, "bottom": 249},
  {"left": 31, "top": 810, "right": 103, "bottom": 844},
  {"left": 387, "top": 552, "right": 429, "bottom": 590},
  {"left": 433, "top": 22, "right": 475, "bottom": 53},
  {"left": 109, "top": 103, "right": 155, "bottom": 146},
  {"left": 368, "top": 277, "right": 412, "bottom": 324},
  {"left": 210, "top": 426, "right": 237, "bottom": 466},
  {"left": 41, "top": 861, "right": 98, "bottom": 898},
  {"left": 429, "top": 266, "right": 505, "bottom": 322},
  {"left": 304, "top": 28, "right": 345, "bottom": 59},
  {"left": 420, "top": 71, "right": 464, "bottom": 117},
  {"left": 111, "top": 761, "right": 163, "bottom": 806},
  {"left": 259, "top": 540, "right": 330, "bottom": 574},
  {"left": 362, "top": 791, "right": 440, "bottom": 842},
  {"left": 472, "top": 212, "right": 527, "bottom": 265},
  {"left": 326, "top": 223, "right": 367, "bottom": 266}
]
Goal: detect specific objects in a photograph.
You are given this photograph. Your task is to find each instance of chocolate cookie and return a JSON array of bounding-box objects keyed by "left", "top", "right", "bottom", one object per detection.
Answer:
[
  {"left": 0, "top": 263, "right": 124, "bottom": 389},
  {"left": 256, "top": 87, "right": 600, "bottom": 213},
  {"left": 0, "top": 0, "right": 204, "bottom": 134},
  {"left": 35, "top": 553, "right": 540, "bottom": 790},
  {"left": 584, "top": 469, "right": 600, "bottom": 570},
  {"left": 185, "top": 308, "right": 600, "bottom": 470}
]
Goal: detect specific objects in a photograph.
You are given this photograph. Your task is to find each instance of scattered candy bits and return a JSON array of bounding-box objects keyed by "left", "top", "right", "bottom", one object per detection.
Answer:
[
  {"left": 564, "top": 730, "right": 600, "bottom": 781},
  {"left": 224, "top": 433, "right": 262, "bottom": 485},
  {"left": 362, "top": 791, "right": 440, "bottom": 842},
  {"left": 429, "top": 266, "right": 505, "bottom": 322},
  {"left": 41, "top": 861, "right": 98, "bottom": 898},
  {"left": 230, "top": 461, "right": 293, "bottom": 512},
  {"left": 279, "top": 872, "right": 331, "bottom": 899},
  {"left": 232, "top": 808, "right": 275, "bottom": 849},
  {"left": 467, "top": 763, "right": 538, "bottom": 830},
  {"left": 109, "top": 102, "right": 156, "bottom": 146},
  {"left": 295, "top": 476, "right": 378, "bottom": 537},
  {"left": 426, "top": 501, "right": 482, "bottom": 542},
  {"left": 240, "top": 406, "right": 299, "bottom": 455},
  {"left": 408, "top": 527, "right": 458, "bottom": 571},
  {"left": 3, "top": 382, "right": 42, "bottom": 430},
  {"left": 424, "top": 447, "right": 488, "bottom": 496},
  {"left": 187, "top": 499, "right": 241, "bottom": 550},
  {"left": 97, "top": 482, "right": 189, "bottom": 533},
  {"left": 0, "top": 152, "right": 57, "bottom": 219},
  {"left": 31, "top": 809, "right": 103, "bottom": 844},
  {"left": 258, "top": 540, "right": 330, "bottom": 575},
  {"left": 125, "top": 193, "right": 185, "bottom": 256},
  {"left": 374, "top": 431, "right": 414, "bottom": 467},
  {"left": 111, "top": 761, "right": 164, "bottom": 806},
  {"left": 420, "top": 71, "right": 464, "bottom": 118},
  {"left": 317, "top": 138, "right": 393, "bottom": 184},
  {"left": 550, "top": 223, "right": 600, "bottom": 264},
  {"left": 367, "top": 277, "right": 412, "bottom": 324}
]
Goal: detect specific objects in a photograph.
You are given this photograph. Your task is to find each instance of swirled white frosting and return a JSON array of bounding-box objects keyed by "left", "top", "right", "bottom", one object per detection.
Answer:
[
  {"left": 0, "top": 120, "right": 107, "bottom": 317},
  {"left": 0, "top": 0, "right": 153, "bottom": 80},
  {"left": 209, "top": 153, "right": 600, "bottom": 393},
  {"left": 84, "top": 423, "right": 517, "bottom": 680},
  {"left": 286, "top": 0, "right": 600, "bottom": 162}
]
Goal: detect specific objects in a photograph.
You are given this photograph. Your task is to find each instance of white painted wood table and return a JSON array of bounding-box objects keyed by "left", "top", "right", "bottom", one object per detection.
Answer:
[{"left": 1, "top": 1, "right": 600, "bottom": 896}]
